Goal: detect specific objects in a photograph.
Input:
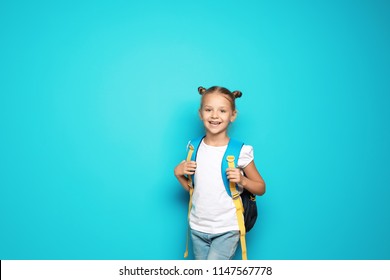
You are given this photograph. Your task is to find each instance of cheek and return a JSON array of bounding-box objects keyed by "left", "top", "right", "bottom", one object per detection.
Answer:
[{"left": 199, "top": 112, "right": 209, "bottom": 121}]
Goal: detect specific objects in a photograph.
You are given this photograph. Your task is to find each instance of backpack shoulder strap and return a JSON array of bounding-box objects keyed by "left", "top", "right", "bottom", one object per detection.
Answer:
[
  {"left": 187, "top": 136, "right": 204, "bottom": 161},
  {"left": 187, "top": 135, "right": 205, "bottom": 186},
  {"left": 184, "top": 135, "right": 204, "bottom": 258},
  {"left": 223, "top": 138, "right": 247, "bottom": 260},
  {"left": 221, "top": 138, "right": 244, "bottom": 197}
]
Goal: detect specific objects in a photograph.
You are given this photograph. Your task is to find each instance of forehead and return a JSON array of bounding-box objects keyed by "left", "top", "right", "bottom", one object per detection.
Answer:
[{"left": 202, "top": 92, "right": 233, "bottom": 107}]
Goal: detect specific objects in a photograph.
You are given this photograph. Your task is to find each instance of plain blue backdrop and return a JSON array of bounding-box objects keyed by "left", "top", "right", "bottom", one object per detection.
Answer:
[{"left": 1, "top": 0, "right": 389, "bottom": 259}]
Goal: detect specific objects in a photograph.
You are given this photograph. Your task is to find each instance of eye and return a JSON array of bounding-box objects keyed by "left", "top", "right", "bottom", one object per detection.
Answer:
[
  {"left": 205, "top": 108, "right": 211, "bottom": 112},
  {"left": 220, "top": 109, "right": 227, "bottom": 113}
]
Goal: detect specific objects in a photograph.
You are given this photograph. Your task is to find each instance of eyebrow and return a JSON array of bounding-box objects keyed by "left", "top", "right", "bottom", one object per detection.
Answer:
[{"left": 203, "top": 105, "right": 228, "bottom": 109}]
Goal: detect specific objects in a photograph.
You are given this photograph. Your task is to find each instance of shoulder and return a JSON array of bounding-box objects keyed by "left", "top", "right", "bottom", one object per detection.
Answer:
[
  {"left": 229, "top": 138, "right": 254, "bottom": 160},
  {"left": 238, "top": 144, "right": 254, "bottom": 168},
  {"left": 188, "top": 136, "right": 205, "bottom": 148},
  {"left": 241, "top": 144, "right": 253, "bottom": 154}
]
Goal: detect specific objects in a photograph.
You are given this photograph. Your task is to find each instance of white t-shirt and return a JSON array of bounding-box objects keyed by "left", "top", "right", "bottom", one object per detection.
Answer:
[{"left": 189, "top": 139, "right": 254, "bottom": 234}]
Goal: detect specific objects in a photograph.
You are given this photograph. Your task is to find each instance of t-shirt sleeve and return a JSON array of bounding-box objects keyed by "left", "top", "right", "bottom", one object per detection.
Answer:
[{"left": 237, "top": 144, "right": 254, "bottom": 169}]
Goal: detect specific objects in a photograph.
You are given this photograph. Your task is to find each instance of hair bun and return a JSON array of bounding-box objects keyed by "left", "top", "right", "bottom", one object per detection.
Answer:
[
  {"left": 198, "top": 86, "right": 207, "bottom": 95},
  {"left": 232, "top": 90, "right": 242, "bottom": 98}
]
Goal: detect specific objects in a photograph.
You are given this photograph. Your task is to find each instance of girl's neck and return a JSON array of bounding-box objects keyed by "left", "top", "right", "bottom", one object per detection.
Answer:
[{"left": 203, "top": 133, "right": 230, "bottom": 147}]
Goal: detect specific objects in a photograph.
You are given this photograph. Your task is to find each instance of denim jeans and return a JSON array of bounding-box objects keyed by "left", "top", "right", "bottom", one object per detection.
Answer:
[{"left": 190, "top": 228, "right": 240, "bottom": 260}]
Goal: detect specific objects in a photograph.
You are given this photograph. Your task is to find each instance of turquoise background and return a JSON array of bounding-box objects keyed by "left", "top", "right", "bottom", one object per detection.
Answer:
[{"left": 1, "top": 0, "right": 389, "bottom": 260}]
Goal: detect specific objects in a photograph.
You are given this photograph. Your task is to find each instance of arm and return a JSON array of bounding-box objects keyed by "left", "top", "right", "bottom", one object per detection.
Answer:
[
  {"left": 226, "top": 160, "right": 266, "bottom": 196},
  {"left": 174, "top": 160, "right": 197, "bottom": 192}
]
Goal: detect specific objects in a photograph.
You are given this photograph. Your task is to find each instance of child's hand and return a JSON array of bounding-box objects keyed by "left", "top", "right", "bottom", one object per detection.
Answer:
[
  {"left": 226, "top": 168, "right": 244, "bottom": 184},
  {"left": 174, "top": 160, "right": 197, "bottom": 177}
]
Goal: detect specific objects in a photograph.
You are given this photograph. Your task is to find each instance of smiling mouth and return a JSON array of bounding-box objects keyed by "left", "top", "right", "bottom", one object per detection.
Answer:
[{"left": 209, "top": 121, "right": 221, "bottom": 126}]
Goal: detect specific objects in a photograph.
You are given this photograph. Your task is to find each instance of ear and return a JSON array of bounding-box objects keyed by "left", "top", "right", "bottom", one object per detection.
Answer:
[
  {"left": 198, "top": 108, "right": 203, "bottom": 120},
  {"left": 230, "top": 110, "right": 238, "bottom": 123}
]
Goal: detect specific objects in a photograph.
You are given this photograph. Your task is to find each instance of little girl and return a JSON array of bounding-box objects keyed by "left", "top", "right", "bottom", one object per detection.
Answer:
[{"left": 174, "top": 86, "right": 266, "bottom": 260}]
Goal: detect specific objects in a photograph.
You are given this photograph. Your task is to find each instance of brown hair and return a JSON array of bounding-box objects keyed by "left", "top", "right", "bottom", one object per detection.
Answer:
[{"left": 198, "top": 86, "right": 242, "bottom": 111}]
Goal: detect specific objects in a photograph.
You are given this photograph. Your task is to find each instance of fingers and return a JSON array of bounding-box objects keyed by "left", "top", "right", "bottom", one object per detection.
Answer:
[
  {"left": 184, "top": 161, "right": 197, "bottom": 175},
  {"left": 226, "top": 168, "right": 242, "bottom": 183}
]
